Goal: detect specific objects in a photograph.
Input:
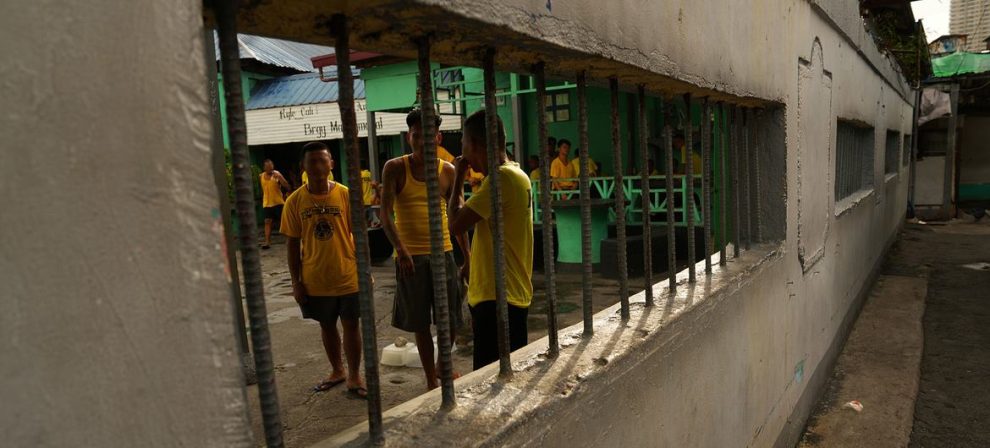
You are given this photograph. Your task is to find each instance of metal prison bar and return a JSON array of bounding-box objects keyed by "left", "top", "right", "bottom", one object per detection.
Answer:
[
  {"left": 611, "top": 78, "right": 630, "bottom": 320},
  {"left": 639, "top": 86, "right": 654, "bottom": 306},
  {"left": 684, "top": 93, "right": 696, "bottom": 283},
  {"left": 214, "top": 1, "right": 284, "bottom": 446},
  {"left": 332, "top": 15, "right": 385, "bottom": 444},
  {"left": 664, "top": 101, "right": 677, "bottom": 293},
  {"left": 534, "top": 62, "right": 560, "bottom": 357},
  {"left": 719, "top": 102, "right": 728, "bottom": 266},
  {"left": 702, "top": 98, "right": 713, "bottom": 274},
  {"left": 483, "top": 48, "right": 514, "bottom": 379},
  {"left": 731, "top": 105, "right": 742, "bottom": 258},
  {"left": 415, "top": 36, "right": 456, "bottom": 410},
  {"left": 742, "top": 107, "right": 752, "bottom": 250},
  {"left": 578, "top": 71, "right": 594, "bottom": 336}
]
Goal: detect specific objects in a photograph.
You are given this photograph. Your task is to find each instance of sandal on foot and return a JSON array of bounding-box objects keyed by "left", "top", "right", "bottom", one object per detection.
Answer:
[
  {"left": 312, "top": 377, "right": 345, "bottom": 392},
  {"left": 346, "top": 386, "right": 368, "bottom": 400}
]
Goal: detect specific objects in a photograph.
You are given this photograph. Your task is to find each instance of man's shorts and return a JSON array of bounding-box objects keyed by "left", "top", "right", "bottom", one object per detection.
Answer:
[
  {"left": 300, "top": 293, "right": 360, "bottom": 325},
  {"left": 392, "top": 252, "right": 464, "bottom": 333},
  {"left": 263, "top": 204, "right": 283, "bottom": 221}
]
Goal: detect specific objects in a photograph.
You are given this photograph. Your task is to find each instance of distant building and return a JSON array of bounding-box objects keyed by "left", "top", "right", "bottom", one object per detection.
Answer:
[
  {"left": 950, "top": 0, "right": 990, "bottom": 51},
  {"left": 929, "top": 34, "right": 970, "bottom": 55}
]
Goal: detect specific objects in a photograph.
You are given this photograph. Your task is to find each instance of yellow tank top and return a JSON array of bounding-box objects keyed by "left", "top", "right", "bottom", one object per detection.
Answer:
[
  {"left": 260, "top": 173, "right": 285, "bottom": 207},
  {"left": 394, "top": 155, "right": 452, "bottom": 255}
]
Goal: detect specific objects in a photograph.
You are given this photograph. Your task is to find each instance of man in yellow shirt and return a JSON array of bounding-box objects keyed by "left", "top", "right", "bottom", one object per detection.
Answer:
[
  {"left": 550, "top": 138, "right": 576, "bottom": 191},
  {"left": 569, "top": 152, "right": 599, "bottom": 176},
  {"left": 527, "top": 155, "right": 541, "bottom": 180},
  {"left": 360, "top": 162, "right": 379, "bottom": 228},
  {"left": 282, "top": 142, "right": 366, "bottom": 398},
  {"left": 259, "top": 159, "right": 289, "bottom": 249},
  {"left": 449, "top": 109, "right": 533, "bottom": 370},
  {"left": 380, "top": 110, "right": 470, "bottom": 389}
]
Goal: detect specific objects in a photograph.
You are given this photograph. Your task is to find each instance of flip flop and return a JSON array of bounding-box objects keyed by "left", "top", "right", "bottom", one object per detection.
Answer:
[
  {"left": 346, "top": 386, "right": 369, "bottom": 400},
  {"left": 261, "top": 244, "right": 271, "bottom": 250},
  {"left": 312, "top": 377, "right": 345, "bottom": 392}
]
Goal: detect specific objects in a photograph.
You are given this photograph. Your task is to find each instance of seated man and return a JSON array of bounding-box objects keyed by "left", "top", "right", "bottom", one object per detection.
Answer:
[
  {"left": 448, "top": 109, "right": 534, "bottom": 370},
  {"left": 550, "top": 138, "right": 576, "bottom": 191}
]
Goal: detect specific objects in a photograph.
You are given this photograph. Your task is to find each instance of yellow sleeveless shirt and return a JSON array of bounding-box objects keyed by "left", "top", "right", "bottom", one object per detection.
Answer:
[{"left": 394, "top": 155, "right": 452, "bottom": 255}]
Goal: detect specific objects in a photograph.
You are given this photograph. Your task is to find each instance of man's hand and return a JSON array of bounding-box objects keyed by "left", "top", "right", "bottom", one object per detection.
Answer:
[
  {"left": 453, "top": 156, "right": 472, "bottom": 177},
  {"left": 292, "top": 282, "right": 308, "bottom": 306},
  {"left": 396, "top": 249, "right": 415, "bottom": 277}
]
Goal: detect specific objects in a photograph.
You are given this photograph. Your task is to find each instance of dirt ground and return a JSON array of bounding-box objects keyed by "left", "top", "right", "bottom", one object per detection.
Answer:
[
  {"left": 243, "top": 233, "right": 631, "bottom": 447},
  {"left": 800, "top": 220, "right": 990, "bottom": 448}
]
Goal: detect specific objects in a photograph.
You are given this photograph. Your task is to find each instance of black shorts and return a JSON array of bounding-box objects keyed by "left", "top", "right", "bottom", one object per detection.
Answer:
[
  {"left": 263, "top": 204, "right": 283, "bottom": 221},
  {"left": 300, "top": 293, "right": 360, "bottom": 325},
  {"left": 469, "top": 300, "right": 528, "bottom": 370},
  {"left": 392, "top": 252, "right": 464, "bottom": 333}
]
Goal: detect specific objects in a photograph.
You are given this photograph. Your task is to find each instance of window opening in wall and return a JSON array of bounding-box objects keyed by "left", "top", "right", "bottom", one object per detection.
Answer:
[
  {"left": 902, "top": 134, "right": 912, "bottom": 167},
  {"left": 545, "top": 91, "right": 570, "bottom": 122},
  {"left": 884, "top": 130, "right": 900, "bottom": 176},
  {"left": 835, "top": 120, "right": 875, "bottom": 201}
]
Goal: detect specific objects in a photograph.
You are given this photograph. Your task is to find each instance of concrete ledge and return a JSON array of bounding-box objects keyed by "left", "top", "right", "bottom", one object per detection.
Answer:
[{"left": 317, "top": 244, "right": 784, "bottom": 447}]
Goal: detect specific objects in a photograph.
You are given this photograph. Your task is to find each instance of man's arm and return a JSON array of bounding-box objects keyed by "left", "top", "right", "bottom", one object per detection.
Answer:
[
  {"left": 442, "top": 162, "right": 471, "bottom": 280},
  {"left": 379, "top": 160, "right": 415, "bottom": 276},
  {"left": 273, "top": 170, "right": 290, "bottom": 190},
  {"left": 286, "top": 237, "right": 306, "bottom": 305},
  {"left": 449, "top": 157, "right": 484, "bottom": 236}
]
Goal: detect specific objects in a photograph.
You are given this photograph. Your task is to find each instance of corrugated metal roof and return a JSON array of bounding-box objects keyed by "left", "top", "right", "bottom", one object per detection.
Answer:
[
  {"left": 214, "top": 32, "right": 333, "bottom": 73},
  {"left": 246, "top": 72, "right": 366, "bottom": 110},
  {"left": 932, "top": 51, "right": 990, "bottom": 78}
]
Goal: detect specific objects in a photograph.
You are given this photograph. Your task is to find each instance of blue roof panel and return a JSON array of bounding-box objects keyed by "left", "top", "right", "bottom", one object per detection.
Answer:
[{"left": 246, "top": 72, "right": 366, "bottom": 110}]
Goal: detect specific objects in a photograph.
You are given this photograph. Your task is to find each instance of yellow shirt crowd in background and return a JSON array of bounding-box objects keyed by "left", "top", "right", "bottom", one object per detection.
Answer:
[{"left": 259, "top": 173, "right": 285, "bottom": 208}]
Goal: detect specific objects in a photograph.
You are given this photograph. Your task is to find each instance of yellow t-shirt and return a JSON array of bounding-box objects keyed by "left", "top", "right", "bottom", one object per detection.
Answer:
[
  {"left": 260, "top": 173, "right": 285, "bottom": 208},
  {"left": 361, "top": 169, "right": 375, "bottom": 206},
  {"left": 393, "top": 156, "right": 452, "bottom": 255},
  {"left": 302, "top": 171, "right": 333, "bottom": 185},
  {"left": 569, "top": 157, "right": 598, "bottom": 176},
  {"left": 437, "top": 146, "right": 455, "bottom": 163},
  {"left": 464, "top": 162, "right": 533, "bottom": 308},
  {"left": 529, "top": 169, "right": 540, "bottom": 180},
  {"left": 679, "top": 145, "right": 702, "bottom": 175},
  {"left": 550, "top": 157, "right": 576, "bottom": 190},
  {"left": 281, "top": 184, "right": 359, "bottom": 296}
]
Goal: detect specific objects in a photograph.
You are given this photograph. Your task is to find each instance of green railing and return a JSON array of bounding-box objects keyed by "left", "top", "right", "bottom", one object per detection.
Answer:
[{"left": 466, "top": 175, "right": 703, "bottom": 226}]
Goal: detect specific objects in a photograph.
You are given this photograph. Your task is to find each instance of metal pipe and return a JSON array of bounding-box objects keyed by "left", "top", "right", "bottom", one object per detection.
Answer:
[
  {"left": 533, "top": 62, "right": 559, "bottom": 357},
  {"left": 367, "top": 110, "right": 380, "bottom": 182},
  {"left": 610, "top": 77, "right": 630, "bottom": 320},
  {"left": 731, "top": 105, "right": 741, "bottom": 258},
  {"left": 752, "top": 109, "right": 763, "bottom": 243},
  {"left": 718, "top": 102, "right": 728, "bottom": 266},
  {"left": 701, "top": 99, "right": 713, "bottom": 274},
  {"left": 215, "top": 1, "right": 283, "bottom": 446},
  {"left": 416, "top": 36, "right": 456, "bottom": 410},
  {"left": 577, "top": 71, "right": 593, "bottom": 337},
  {"left": 482, "top": 48, "right": 513, "bottom": 378},
  {"left": 332, "top": 15, "right": 384, "bottom": 444},
  {"left": 683, "top": 94, "right": 696, "bottom": 282},
  {"left": 742, "top": 108, "right": 752, "bottom": 250},
  {"left": 638, "top": 86, "right": 654, "bottom": 306},
  {"left": 664, "top": 100, "right": 677, "bottom": 293}
]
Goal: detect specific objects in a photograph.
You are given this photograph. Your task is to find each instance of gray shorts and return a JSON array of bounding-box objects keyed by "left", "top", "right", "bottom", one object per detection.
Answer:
[{"left": 392, "top": 252, "right": 464, "bottom": 333}]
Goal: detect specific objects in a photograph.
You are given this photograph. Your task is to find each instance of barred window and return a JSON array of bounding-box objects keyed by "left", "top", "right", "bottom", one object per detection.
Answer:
[
  {"left": 884, "top": 130, "right": 900, "bottom": 175},
  {"left": 835, "top": 120, "right": 875, "bottom": 201}
]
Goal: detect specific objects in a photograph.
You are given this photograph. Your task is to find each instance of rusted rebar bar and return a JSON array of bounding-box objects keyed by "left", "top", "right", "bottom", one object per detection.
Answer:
[
  {"left": 415, "top": 36, "right": 456, "bottom": 410},
  {"left": 482, "top": 48, "right": 513, "bottom": 378},
  {"left": 742, "top": 108, "right": 752, "bottom": 251},
  {"left": 577, "top": 71, "right": 593, "bottom": 337},
  {"left": 752, "top": 109, "right": 763, "bottom": 244},
  {"left": 215, "top": 2, "right": 283, "bottom": 446},
  {"left": 638, "top": 86, "right": 654, "bottom": 306},
  {"left": 731, "top": 105, "right": 741, "bottom": 258},
  {"left": 533, "top": 62, "right": 559, "bottom": 357},
  {"left": 610, "top": 77, "right": 630, "bottom": 320},
  {"left": 684, "top": 94, "right": 696, "bottom": 283},
  {"left": 664, "top": 100, "right": 677, "bottom": 293},
  {"left": 332, "top": 15, "right": 383, "bottom": 444},
  {"left": 718, "top": 102, "right": 728, "bottom": 266},
  {"left": 701, "top": 98, "right": 713, "bottom": 274}
]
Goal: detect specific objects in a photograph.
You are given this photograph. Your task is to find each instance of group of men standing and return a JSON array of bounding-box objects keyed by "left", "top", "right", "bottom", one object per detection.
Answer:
[{"left": 259, "top": 109, "right": 534, "bottom": 397}]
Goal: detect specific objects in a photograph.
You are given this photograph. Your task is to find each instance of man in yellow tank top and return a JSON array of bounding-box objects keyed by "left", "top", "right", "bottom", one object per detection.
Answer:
[
  {"left": 260, "top": 159, "right": 289, "bottom": 249},
  {"left": 380, "top": 109, "right": 470, "bottom": 390},
  {"left": 282, "top": 142, "right": 366, "bottom": 398},
  {"left": 449, "top": 109, "right": 534, "bottom": 370}
]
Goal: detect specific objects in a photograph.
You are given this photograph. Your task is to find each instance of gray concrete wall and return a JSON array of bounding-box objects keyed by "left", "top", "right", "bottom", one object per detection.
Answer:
[
  {"left": 313, "top": 0, "right": 914, "bottom": 447},
  {"left": 0, "top": 1, "right": 252, "bottom": 446}
]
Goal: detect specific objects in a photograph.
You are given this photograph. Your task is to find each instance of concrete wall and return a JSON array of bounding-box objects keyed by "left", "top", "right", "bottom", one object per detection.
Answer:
[
  {"left": 0, "top": 1, "right": 252, "bottom": 446},
  {"left": 306, "top": 0, "right": 914, "bottom": 446}
]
